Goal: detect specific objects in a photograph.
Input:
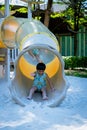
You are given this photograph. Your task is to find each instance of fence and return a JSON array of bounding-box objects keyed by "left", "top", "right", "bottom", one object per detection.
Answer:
[
  {"left": 10, "top": 49, "right": 19, "bottom": 65},
  {"left": 59, "top": 26, "right": 87, "bottom": 56}
]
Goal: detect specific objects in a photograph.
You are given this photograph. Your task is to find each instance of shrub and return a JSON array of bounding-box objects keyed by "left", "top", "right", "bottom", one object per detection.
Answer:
[{"left": 63, "top": 56, "right": 87, "bottom": 69}]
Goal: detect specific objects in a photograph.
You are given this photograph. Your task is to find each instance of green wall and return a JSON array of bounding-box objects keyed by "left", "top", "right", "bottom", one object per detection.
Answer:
[{"left": 60, "top": 26, "right": 87, "bottom": 56}]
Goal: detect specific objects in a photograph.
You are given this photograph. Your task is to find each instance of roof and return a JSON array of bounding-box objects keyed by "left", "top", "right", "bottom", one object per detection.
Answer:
[
  {"left": 0, "top": 0, "right": 68, "bottom": 13},
  {"left": 0, "top": 0, "right": 27, "bottom": 6},
  {"left": 40, "top": 3, "right": 68, "bottom": 13}
]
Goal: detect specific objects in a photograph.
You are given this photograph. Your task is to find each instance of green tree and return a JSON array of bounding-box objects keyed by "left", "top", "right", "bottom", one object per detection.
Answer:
[{"left": 60, "top": 0, "right": 87, "bottom": 55}]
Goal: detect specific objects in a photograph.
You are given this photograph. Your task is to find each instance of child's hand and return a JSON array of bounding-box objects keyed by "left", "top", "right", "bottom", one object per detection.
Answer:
[{"left": 30, "top": 73, "right": 35, "bottom": 77}]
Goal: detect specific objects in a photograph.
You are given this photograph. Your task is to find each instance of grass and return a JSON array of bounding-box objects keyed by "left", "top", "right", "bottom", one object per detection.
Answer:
[{"left": 64, "top": 68, "right": 87, "bottom": 78}]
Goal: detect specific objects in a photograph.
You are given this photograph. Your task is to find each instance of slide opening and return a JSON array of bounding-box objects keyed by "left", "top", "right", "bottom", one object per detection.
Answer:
[
  {"left": 14, "top": 46, "right": 65, "bottom": 105},
  {"left": 18, "top": 47, "right": 60, "bottom": 79}
]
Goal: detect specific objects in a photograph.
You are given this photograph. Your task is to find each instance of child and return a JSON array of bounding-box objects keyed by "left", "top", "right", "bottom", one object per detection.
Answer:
[{"left": 27, "top": 62, "right": 54, "bottom": 100}]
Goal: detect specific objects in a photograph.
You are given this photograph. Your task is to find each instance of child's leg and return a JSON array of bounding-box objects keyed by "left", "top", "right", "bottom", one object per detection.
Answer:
[
  {"left": 41, "top": 87, "right": 48, "bottom": 100},
  {"left": 27, "top": 87, "right": 37, "bottom": 99},
  {"left": 36, "top": 55, "right": 42, "bottom": 63}
]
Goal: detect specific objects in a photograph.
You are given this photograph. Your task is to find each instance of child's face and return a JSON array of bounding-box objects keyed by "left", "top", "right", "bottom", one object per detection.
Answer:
[{"left": 37, "top": 70, "right": 44, "bottom": 75}]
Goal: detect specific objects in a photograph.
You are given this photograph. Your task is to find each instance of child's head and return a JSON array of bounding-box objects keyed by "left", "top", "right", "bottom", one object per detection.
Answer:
[
  {"left": 36, "top": 63, "right": 46, "bottom": 70},
  {"left": 36, "top": 63, "right": 46, "bottom": 75}
]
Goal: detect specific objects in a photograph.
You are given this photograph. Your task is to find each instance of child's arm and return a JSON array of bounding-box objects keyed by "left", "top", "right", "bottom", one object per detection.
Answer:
[
  {"left": 28, "top": 50, "right": 42, "bottom": 62},
  {"left": 46, "top": 73, "right": 55, "bottom": 91},
  {"left": 28, "top": 50, "right": 35, "bottom": 58}
]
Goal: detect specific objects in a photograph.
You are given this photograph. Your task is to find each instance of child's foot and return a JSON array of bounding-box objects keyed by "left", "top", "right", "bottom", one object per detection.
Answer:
[
  {"left": 42, "top": 96, "right": 48, "bottom": 100},
  {"left": 27, "top": 97, "right": 32, "bottom": 100}
]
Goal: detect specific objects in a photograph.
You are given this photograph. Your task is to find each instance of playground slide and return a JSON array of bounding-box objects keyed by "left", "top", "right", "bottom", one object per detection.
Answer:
[{"left": 0, "top": 16, "right": 69, "bottom": 107}]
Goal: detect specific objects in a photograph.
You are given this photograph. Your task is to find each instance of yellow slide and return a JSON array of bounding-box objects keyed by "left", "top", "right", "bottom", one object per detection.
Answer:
[{"left": 0, "top": 17, "right": 69, "bottom": 107}]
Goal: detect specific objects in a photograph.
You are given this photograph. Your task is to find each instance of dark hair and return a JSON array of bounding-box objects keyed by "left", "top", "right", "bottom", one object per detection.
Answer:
[{"left": 36, "top": 63, "right": 46, "bottom": 70}]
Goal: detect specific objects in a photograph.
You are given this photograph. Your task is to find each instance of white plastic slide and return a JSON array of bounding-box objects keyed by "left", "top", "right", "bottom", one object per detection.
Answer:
[{"left": 0, "top": 16, "right": 69, "bottom": 107}]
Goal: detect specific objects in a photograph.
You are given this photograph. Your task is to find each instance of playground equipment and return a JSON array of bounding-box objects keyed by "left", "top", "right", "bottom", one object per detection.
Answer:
[{"left": 0, "top": 16, "right": 69, "bottom": 107}]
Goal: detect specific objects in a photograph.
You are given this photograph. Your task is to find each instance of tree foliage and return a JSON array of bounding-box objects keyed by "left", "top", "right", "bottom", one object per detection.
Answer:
[
  {"left": 60, "top": 0, "right": 87, "bottom": 30},
  {"left": 58, "top": 0, "right": 87, "bottom": 55}
]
